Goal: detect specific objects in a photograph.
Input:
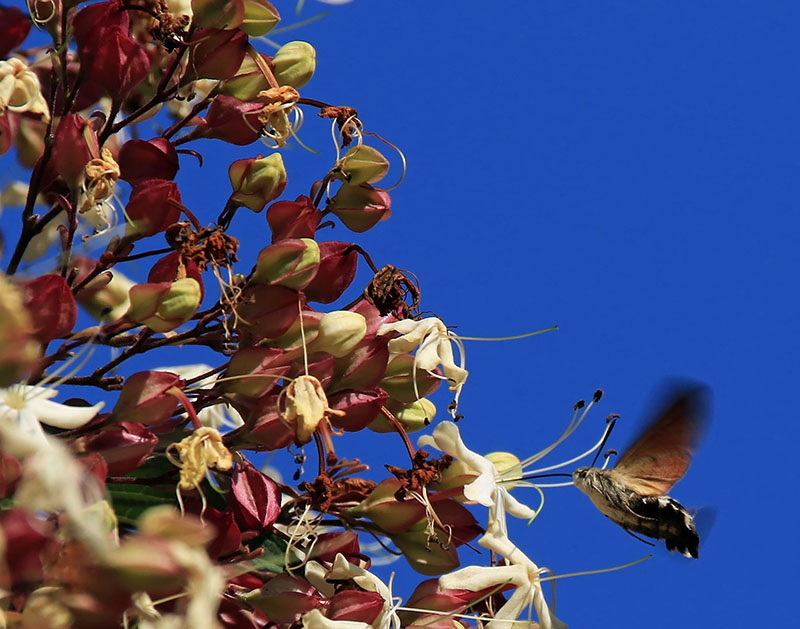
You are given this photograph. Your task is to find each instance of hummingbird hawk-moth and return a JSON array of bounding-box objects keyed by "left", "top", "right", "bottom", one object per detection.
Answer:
[{"left": 572, "top": 386, "right": 709, "bottom": 558}]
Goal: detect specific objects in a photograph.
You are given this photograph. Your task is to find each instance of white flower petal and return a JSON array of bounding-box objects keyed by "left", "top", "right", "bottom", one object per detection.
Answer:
[
  {"left": 302, "top": 609, "right": 370, "bottom": 629},
  {"left": 28, "top": 397, "right": 104, "bottom": 429}
]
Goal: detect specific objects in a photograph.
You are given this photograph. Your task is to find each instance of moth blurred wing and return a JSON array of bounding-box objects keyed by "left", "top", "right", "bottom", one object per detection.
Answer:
[{"left": 614, "top": 386, "right": 709, "bottom": 496}]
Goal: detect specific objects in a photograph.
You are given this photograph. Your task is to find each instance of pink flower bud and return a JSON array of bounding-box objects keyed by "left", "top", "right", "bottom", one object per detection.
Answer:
[
  {"left": 118, "top": 138, "right": 179, "bottom": 185},
  {"left": 76, "top": 421, "right": 159, "bottom": 476},
  {"left": 0, "top": 6, "right": 31, "bottom": 58},
  {"left": 251, "top": 237, "right": 319, "bottom": 289},
  {"left": 330, "top": 183, "right": 391, "bottom": 233},
  {"left": 124, "top": 179, "right": 182, "bottom": 238},
  {"left": 327, "top": 388, "right": 388, "bottom": 432},
  {"left": 229, "top": 153, "right": 287, "bottom": 212},
  {"left": 112, "top": 370, "right": 184, "bottom": 425},
  {"left": 301, "top": 241, "right": 358, "bottom": 303},
  {"left": 190, "top": 94, "right": 263, "bottom": 145},
  {"left": 229, "top": 459, "right": 281, "bottom": 530},
  {"left": 186, "top": 28, "right": 249, "bottom": 81},
  {"left": 266, "top": 195, "right": 321, "bottom": 242},
  {"left": 126, "top": 278, "right": 202, "bottom": 333},
  {"left": 51, "top": 113, "right": 99, "bottom": 190},
  {"left": 21, "top": 273, "right": 77, "bottom": 343}
]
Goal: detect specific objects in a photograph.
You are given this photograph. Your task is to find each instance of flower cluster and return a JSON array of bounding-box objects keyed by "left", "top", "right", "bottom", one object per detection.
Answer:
[{"left": 0, "top": 2, "right": 635, "bottom": 627}]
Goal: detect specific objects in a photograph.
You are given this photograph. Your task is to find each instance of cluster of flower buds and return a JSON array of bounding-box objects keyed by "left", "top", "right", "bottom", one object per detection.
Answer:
[{"left": 0, "top": 2, "right": 580, "bottom": 628}]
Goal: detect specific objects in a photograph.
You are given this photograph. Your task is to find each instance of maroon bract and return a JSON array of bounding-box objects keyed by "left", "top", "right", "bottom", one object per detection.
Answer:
[
  {"left": 331, "top": 334, "right": 390, "bottom": 392},
  {"left": 118, "top": 138, "right": 179, "bottom": 185},
  {"left": 0, "top": 6, "right": 31, "bottom": 58},
  {"left": 0, "top": 453, "right": 22, "bottom": 499},
  {"left": 229, "top": 459, "right": 281, "bottom": 530},
  {"left": 22, "top": 273, "right": 78, "bottom": 344},
  {"left": 0, "top": 510, "right": 52, "bottom": 588},
  {"left": 148, "top": 251, "right": 205, "bottom": 300},
  {"left": 266, "top": 195, "right": 321, "bottom": 242},
  {"left": 112, "top": 371, "right": 184, "bottom": 426},
  {"left": 243, "top": 574, "right": 323, "bottom": 623},
  {"left": 85, "top": 26, "right": 150, "bottom": 97},
  {"left": 51, "top": 113, "right": 99, "bottom": 190},
  {"left": 186, "top": 28, "right": 249, "bottom": 82},
  {"left": 327, "top": 590, "right": 384, "bottom": 624},
  {"left": 189, "top": 95, "right": 264, "bottom": 145},
  {"left": 235, "top": 283, "right": 301, "bottom": 343},
  {"left": 222, "top": 347, "right": 292, "bottom": 397},
  {"left": 327, "top": 388, "right": 388, "bottom": 432},
  {"left": 78, "top": 421, "right": 159, "bottom": 476},
  {"left": 305, "top": 531, "right": 360, "bottom": 563},
  {"left": 125, "top": 178, "right": 183, "bottom": 238},
  {"left": 303, "top": 241, "right": 358, "bottom": 304}
]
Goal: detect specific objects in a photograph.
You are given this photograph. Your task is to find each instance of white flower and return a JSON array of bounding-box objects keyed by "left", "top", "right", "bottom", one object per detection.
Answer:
[
  {"left": 418, "top": 421, "right": 536, "bottom": 522},
  {"left": 301, "top": 609, "right": 370, "bottom": 629},
  {"left": 377, "top": 318, "right": 468, "bottom": 411},
  {"left": 0, "top": 57, "right": 50, "bottom": 121},
  {"left": 0, "top": 384, "right": 104, "bottom": 448}
]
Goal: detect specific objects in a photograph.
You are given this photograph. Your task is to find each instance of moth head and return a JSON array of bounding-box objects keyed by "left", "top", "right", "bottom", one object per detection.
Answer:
[{"left": 572, "top": 466, "right": 593, "bottom": 491}]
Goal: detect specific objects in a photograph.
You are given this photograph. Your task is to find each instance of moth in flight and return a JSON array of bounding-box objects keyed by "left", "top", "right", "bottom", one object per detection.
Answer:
[{"left": 572, "top": 385, "right": 709, "bottom": 558}]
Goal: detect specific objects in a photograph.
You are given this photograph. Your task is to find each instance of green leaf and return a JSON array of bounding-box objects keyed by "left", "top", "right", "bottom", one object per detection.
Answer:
[{"left": 247, "top": 532, "right": 300, "bottom": 574}]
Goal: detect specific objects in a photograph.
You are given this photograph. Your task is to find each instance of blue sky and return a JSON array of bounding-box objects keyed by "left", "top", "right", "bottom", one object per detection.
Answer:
[{"left": 2, "top": 0, "right": 798, "bottom": 626}]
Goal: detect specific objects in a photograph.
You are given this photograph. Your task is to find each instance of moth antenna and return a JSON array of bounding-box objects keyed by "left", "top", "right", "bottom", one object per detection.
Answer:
[
  {"left": 623, "top": 528, "right": 656, "bottom": 547},
  {"left": 600, "top": 449, "right": 618, "bottom": 469},
  {"left": 590, "top": 415, "right": 619, "bottom": 467}
]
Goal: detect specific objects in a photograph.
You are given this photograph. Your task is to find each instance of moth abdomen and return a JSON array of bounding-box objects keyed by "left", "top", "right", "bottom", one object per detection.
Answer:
[{"left": 637, "top": 495, "right": 699, "bottom": 559}]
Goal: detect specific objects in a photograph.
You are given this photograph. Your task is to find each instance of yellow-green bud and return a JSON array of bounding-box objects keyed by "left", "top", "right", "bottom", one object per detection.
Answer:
[
  {"left": 251, "top": 238, "right": 320, "bottom": 290},
  {"left": 272, "top": 41, "right": 316, "bottom": 89},
  {"left": 220, "top": 53, "right": 271, "bottom": 101},
  {"left": 126, "top": 278, "right": 202, "bottom": 333},
  {"left": 337, "top": 145, "right": 390, "bottom": 186},
  {"left": 229, "top": 153, "right": 287, "bottom": 213},
  {"left": 308, "top": 311, "right": 367, "bottom": 357},
  {"left": 368, "top": 398, "right": 435, "bottom": 434},
  {"left": 241, "top": 0, "right": 281, "bottom": 36}
]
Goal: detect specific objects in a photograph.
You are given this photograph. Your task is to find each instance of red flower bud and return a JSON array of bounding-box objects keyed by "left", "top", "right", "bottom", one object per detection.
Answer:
[
  {"left": 192, "top": 0, "right": 245, "bottom": 30},
  {"left": 251, "top": 238, "right": 319, "bottom": 289},
  {"left": 236, "top": 284, "right": 300, "bottom": 343},
  {"left": 190, "top": 95, "right": 263, "bottom": 145},
  {"left": 0, "top": 510, "right": 52, "bottom": 588},
  {"left": 229, "top": 459, "right": 281, "bottom": 530},
  {"left": 86, "top": 26, "right": 150, "bottom": 97},
  {"left": 222, "top": 347, "right": 292, "bottom": 397},
  {"left": 125, "top": 179, "right": 182, "bottom": 238},
  {"left": 187, "top": 28, "right": 249, "bottom": 81},
  {"left": 305, "top": 531, "right": 360, "bottom": 563},
  {"left": 51, "top": 113, "right": 99, "bottom": 190},
  {"left": 328, "top": 590, "right": 384, "bottom": 624},
  {"left": 118, "top": 138, "right": 179, "bottom": 185},
  {"left": 77, "top": 421, "right": 159, "bottom": 476},
  {"left": 242, "top": 574, "right": 323, "bottom": 624},
  {"left": 0, "top": 6, "right": 31, "bottom": 58},
  {"left": 233, "top": 393, "right": 294, "bottom": 451},
  {"left": 229, "top": 153, "right": 287, "bottom": 212},
  {"left": 148, "top": 251, "right": 205, "bottom": 300},
  {"left": 112, "top": 371, "right": 184, "bottom": 425},
  {"left": 22, "top": 273, "right": 78, "bottom": 343},
  {"left": 331, "top": 334, "right": 390, "bottom": 392},
  {"left": 267, "top": 195, "right": 321, "bottom": 242},
  {"left": 78, "top": 452, "right": 109, "bottom": 486},
  {"left": 327, "top": 388, "right": 388, "bottom": 432},
  {"left": 0, "top": 453, "right": 22, "bottom": 499},
  {"left": 302, "top": 241, "right": 358, "bottom": 303},
  {"left": 330, "top": 183, "right": 391, "bottom": 233}
]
